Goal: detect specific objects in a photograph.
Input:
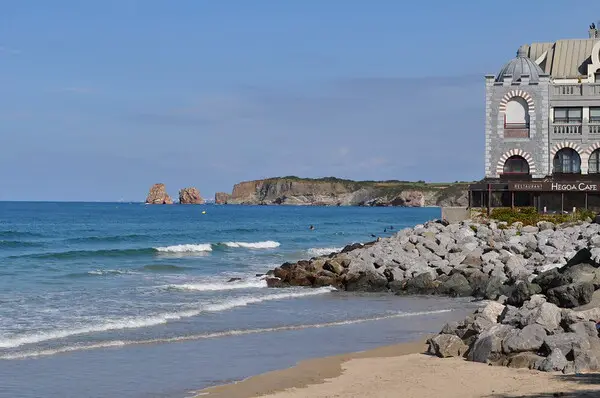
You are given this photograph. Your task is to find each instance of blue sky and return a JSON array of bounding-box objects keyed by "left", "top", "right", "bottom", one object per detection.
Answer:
[{"left": 0, "top": 1, "right": 596, "bottom": 201}]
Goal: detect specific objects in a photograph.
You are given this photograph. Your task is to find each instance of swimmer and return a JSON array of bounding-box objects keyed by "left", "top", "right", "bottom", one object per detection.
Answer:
[{"left": 309, "top": 225, "right": 315, "bottom": 230}]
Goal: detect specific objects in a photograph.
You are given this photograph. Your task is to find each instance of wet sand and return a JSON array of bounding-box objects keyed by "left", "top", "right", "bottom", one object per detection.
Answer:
[{"left": 197, "top": 339, "right": 600, "bottom": 398}]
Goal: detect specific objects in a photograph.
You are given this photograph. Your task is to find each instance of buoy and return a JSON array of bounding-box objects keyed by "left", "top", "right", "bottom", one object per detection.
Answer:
[{"left": 202, "top": 210, "right": 206, "bottom": 214}]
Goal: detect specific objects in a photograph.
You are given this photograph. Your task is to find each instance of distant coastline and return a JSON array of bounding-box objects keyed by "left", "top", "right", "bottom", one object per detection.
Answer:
[{"left": 213, "top": 176, "right": 471, "bottom": 207}]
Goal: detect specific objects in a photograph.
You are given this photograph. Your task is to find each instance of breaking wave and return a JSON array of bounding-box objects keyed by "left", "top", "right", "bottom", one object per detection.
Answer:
[
  {"left": 0, "top": 309, "right": 452, "bottom": 360},
  {"left": 164, "top": 278, "right": 268, "bottom": 292},
  {"left": 221, "top": 241, "right": 280, "bottom": 249},
  {"left": 307, "top": 247, "right": 343, "bottom": 256},
  {"left": 0, "top": 287, "right": 335, "bottom": 350},
  {"left": 154, "top": 244, "right": 213, "bottom": 253}
]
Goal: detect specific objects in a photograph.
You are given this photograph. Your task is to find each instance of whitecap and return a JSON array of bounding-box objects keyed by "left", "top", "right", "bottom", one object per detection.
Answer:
[
  {"left": 165, "top": 279, "right": 267, "bottom": 292},
  {"left": 307, "top": 247, "right": 343, "bottom": 256},
  {"left": 222, "top": 241, "right": 280, "bottom": 249},
  {"left": 154, "top": 244, "right": 212, "bottom": 253}
]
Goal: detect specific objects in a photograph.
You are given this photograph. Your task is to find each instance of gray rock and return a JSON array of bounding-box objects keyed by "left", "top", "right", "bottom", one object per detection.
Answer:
[
  {"left": 529, "top": 302, "right": 562, "bottom": 332},
  {"left": 469, "top": 324, "right": 515, "bottom": 363},
  {"left": 503, "top": 324, "right": 546, "bottom": 354},
  {"left": 447, "top": 252, "right": 467, "bottom": 267},
  {"left": 428, "top": 334, "right": 468, "bottom": 358},
  {"left": 507, "top": 352, "right": 545, "bottom": 369},
  {"left": 537, "top": 221, "right": 554, "bottom": 231},
  {"left": 461, "top": 250, "right": 483, "bottom": 267},
  {"left": 399, "top": 272, "right": 437, "bottom": 295},
  {"left": 478, "top": 301, "right": 505, "bottom": 323},
  {"left": 481, "top": 251, "right": 500, "bottom": 263},
  {"left": 440, "top": 321, "right": 460, "bottom": 335},
  {"left": 484, "top": 275, "right": 506, "bottom": 300},
  {"left": 521, "top": 225, "right": 538, "bottom": 234},
  {"left": 439, "top": 273, "right": 473, "bottom": 297},
  {"left": 505, "top": 281, "right": 542, "bottom": 307},
  {"left": 543, "top": 333, "right": 590, "bottom": 357},
  {"left": 539, "top": 349, "right": 568, "bottom": 372},
  {"left": 568, "top": 321, "right": 600, "bottom": 338},
  {"left": 546, "top": 282, "right": 595, "bottom": 308}
]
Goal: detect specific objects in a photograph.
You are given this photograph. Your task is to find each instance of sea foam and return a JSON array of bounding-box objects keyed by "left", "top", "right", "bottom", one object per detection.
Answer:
[
  {"left": 0, "top": 287, "right": 335, "bottom": 349},
  {"left": 222, "top": 241, "right": 280, "bottom": 249},
  {"left": 0, "top": 308, "right": 452, "bottom": 360},
  {"left": 154, "top": 244, "right": 213, "bottom": 253},
  {"left": 166, "top": 278, "right": 267, "bottom": 292},
  {"left": 307, "top": 247, "right": 343, "bottom": 256}
]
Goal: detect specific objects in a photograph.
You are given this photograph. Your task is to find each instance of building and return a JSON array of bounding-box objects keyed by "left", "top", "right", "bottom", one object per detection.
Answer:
[{"left": 470, "top": 24, "right": 600, "bottom": 212}]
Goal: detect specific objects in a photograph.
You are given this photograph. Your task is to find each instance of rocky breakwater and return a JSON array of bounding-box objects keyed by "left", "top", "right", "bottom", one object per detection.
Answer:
[
  {"left": 427, "top": 296, "right": 600, "bottom": 373},
  {"left": 214, "top": 192, "right": 231, "bottom": 204},
  {"left": 179, "top": 187, "right": 204, "bottom": 204},
  {"left": 145, "top": 183, "right": 173, "bottom": 204},
  {"left": 267, "top": 220, "right": 600, "bottom": 308}
]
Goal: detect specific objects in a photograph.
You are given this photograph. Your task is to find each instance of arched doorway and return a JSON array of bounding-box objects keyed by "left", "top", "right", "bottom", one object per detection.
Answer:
[
  {"left": 553, "top": 148, "right": 581, "bottom": 173},
  {"left": 502, "top": 155, "right": 530, "bottom": 175}
]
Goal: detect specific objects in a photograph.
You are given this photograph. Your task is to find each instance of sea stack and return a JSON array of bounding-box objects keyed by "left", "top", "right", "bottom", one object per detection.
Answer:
[
  {"left": 145, "top": 183, "right": 174, "bottom": 204},
  {"left": 214, "top": 192, "right": 231, "bottom": 204},
  {"left": 179, "top": 187, "right": 204, "bottom": 204}
]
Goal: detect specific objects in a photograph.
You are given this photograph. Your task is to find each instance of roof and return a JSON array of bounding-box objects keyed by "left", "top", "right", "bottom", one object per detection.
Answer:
[
  {"left": 495, "top": 46, "right": 545, "bottom": 83},
  {"left": 525, "top": 39, "right": 599, "bottom": 79}
]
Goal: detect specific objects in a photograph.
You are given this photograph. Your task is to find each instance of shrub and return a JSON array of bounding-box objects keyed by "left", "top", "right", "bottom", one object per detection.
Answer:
[{"left": 489, "top": 207, "right": 596, "bottom": 226}]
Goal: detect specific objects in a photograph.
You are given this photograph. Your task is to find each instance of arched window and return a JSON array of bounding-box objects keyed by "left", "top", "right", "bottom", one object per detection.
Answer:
[
  {"left": 589, "top": 149, "right": 600, "bottom": 174},
  {"left": 553, "top": 148, "right": 581, "bottom": 173},
  {"left": 503, "top": 155, "right": 530, "bottom": 174},
  {"left": 504, "top": 97, "right": 530, "bottom": 128}
]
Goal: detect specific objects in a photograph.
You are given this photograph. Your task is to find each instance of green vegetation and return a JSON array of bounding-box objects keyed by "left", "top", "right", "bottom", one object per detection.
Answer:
[
  {"left": 490, "top": 207, "right": 596, "bottom": 226},
  {"left": 264, "top": 176, "right": 472, "bottom": 193}
]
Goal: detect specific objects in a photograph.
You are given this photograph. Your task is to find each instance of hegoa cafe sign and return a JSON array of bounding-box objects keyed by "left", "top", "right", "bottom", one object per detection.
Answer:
[{"left": 509, "top": 182, "right": 600, "bottom": 192}]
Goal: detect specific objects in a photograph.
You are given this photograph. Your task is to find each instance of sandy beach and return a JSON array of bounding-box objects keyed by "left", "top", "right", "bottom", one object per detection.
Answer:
[{"left": 198, "top": 339, "right": 600, "bottom": 398}]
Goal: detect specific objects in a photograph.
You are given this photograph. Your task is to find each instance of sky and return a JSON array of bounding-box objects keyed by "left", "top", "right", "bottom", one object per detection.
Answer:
[{"left": 0, "top": 1, "right": 597, "bottom": 201}]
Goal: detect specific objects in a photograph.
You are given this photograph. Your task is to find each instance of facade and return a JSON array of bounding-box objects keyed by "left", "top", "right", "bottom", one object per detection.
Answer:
[{"left": 470, "top": 26, "right": 600, "bottom": 212}]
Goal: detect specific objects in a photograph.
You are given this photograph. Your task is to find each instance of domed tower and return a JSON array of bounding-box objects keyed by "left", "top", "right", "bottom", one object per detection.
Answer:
[{"left": 483, "top": 46, "right": 550, "bottom": 179}]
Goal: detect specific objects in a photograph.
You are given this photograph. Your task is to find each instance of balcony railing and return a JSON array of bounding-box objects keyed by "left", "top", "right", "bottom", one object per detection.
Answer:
[
  {"left": 590, "top": 122, "right": 600, "bottom": 134},
  {"left": 552, "top": 123, "right": 582, "bottom": 135},
  {"left": 551, "top": 84, "right": 600, "bottom": 97}
]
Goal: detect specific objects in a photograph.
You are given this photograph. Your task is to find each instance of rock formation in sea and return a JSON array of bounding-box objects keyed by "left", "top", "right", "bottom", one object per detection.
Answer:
[
  {"left": 179, "top": 187, "right": 204, "bottom": 204},
  {"left": 221, "top": 177, "right": 469, "bottom": 207},
  {"left": 145, "top": 183, "right": 173, "bottom": 204},
  {"left": 214, "top": 192, "right": 231, "bottom": 204}
]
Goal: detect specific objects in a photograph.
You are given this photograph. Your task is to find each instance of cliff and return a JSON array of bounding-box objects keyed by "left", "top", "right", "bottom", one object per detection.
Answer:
[
  {"left": 145, "top": 183, "right": 173, "bottom": 204},
  {"left": 179, "top": 187, "right": 204, "bottom": 204},
  {"left": 219, "top": 177, "right": 469, "bottom": 207}
]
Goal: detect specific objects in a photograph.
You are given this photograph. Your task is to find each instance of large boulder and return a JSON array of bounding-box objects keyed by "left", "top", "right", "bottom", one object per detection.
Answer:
[
  {"left": 178, "top": 187, "right": 204, "bottom": 204},
  {"left": 398, "top": 272, "right": 438, "bottom": 295},
  {"left": 469, "top": 324, "right": 515, "bottom": 363},
  {"left": 539, "top": 349, "right": 568, "bottom": 372},
  {"left": 427, "top": 334, "right": 468, "bottom": 358},
  {"left": 502, "top": 324, "right": 546, "bottom": 354},
  {"left": 145, "top": 183, "right": 173, "bottom": 204},
  {"left": 546, "top": 282, "right": 594, "bottom": 308},
  {"left": 505, "top": 281, "right": 541, "bottom": 307},
  {"left": 438, "top": 273, "right": 473, "bottom": 297}
]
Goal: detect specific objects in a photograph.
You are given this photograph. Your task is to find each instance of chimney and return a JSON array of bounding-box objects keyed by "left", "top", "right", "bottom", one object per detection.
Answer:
[{"left": 590, "top": 22, "right": 598, "bottom": 38}]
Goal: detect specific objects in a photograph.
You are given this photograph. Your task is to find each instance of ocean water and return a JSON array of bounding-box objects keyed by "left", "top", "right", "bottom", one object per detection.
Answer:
[{"left": 0, "top": 202, "right": 475, "bottom": 397}]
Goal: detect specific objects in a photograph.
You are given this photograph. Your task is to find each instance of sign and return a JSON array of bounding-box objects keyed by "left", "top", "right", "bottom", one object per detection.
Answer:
[
  {"left": 509, "top": 182, "right": 543, "bottom": 191},
  {"left": 509, "top": 181, "right": 600, "bottom": 192}
]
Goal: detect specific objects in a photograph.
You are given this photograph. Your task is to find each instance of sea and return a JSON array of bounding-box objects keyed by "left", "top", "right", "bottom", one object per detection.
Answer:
[{"left": 0, "top": 202, "right": 476, "bottom": 398}]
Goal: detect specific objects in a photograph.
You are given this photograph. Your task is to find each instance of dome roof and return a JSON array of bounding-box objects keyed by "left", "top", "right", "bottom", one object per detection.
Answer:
[{"left": 496, "top": 46, "right": 545, "bottom": 83}]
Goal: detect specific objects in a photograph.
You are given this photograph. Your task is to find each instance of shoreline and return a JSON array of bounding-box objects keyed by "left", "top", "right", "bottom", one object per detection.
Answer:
[
  {"left": 195, "top": 339, "right": 429, "bottom": 398},
  {"left": 196, "top": 337, "right": 600, "bottom": 398}
]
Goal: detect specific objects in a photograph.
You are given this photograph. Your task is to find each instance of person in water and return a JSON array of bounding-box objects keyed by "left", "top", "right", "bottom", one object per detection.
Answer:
[{"left": 309, "top": 225, "right": 314, "bottom": 230}]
